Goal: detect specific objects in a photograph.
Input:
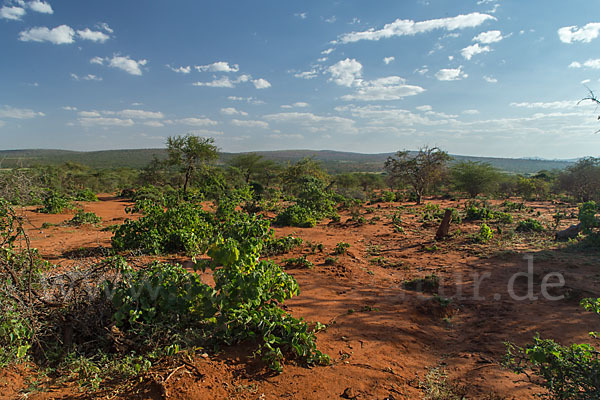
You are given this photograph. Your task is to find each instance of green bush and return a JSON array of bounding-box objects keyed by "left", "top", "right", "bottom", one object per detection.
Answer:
[
  {"left": 403, "top": 274, "right": 439, "bottom": 293},
  {"left": 263, "top": 235, "right": 304, "bottom": 256},
  {"left": 516, "top": 218, "right": 545, "bottom": 233},
  {"left": 281, "top": 255, "right": 314, "bottom": 269},
  {"left": 463, "top": 200, "right": 495, "bottom": 221},
  {"left": 111, "top": 199, "right": 214, "bottom": 255},
  {"left": 474, "top": 223, "right": 494, "bottom": 243},
  {"left": 66, "top": 210, "right": 102, "bottom": 226},
  {"left": 505, "top": 298, "right": 600, "bottom": 399},
  {"left": 74, "top": 188, "right": 98, "bottom": 202},
  {"left": 334, "top": 242, "right": 350, "bottom": 255},
  {"left": 39, "top": 191, "right": 71, "bottom": 214},
  {"left": 275, "top": 177, "right": 338, "bottom": 227}
]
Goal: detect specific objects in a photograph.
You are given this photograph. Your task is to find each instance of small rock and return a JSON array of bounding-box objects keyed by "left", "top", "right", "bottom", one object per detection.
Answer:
[{"left": 341, "top": 387, "right": 357, "bottom": 399}]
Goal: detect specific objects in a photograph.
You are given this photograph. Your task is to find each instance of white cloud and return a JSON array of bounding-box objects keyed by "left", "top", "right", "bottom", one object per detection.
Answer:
[
  {"left": 0, "top": 6, "right": 25, "bottom": 20},
  {"left": 221, "top": 107, "right": 248, "bottom": 116},
  {"left": 582, "top": 79, "right": 591, "bottom": 84},
  {"left": 62, "top": 106, "right": 77, "bottom": 111},
  {"left": 0, "top": 105, "right": 44, "bottom": 119},
  {"left": 264, "top": 112, "right": 356, "bottom": 134},
  {"left": 294, "top": 12, "right": 307, "bottom": 19},
  {"left": 118, "top": 109, "right": 164, "bottom": 119},
  {"left": 269, "top": 133, "right": 304, "bottom": 139},
  {"left": 335, "top": 104, "right": 453, "bottom": 128},
  {"left": 193, "top": 76, "right": 235, "bottom": 88},
  {"left": 281, "top": 102, "right": 309, "bottom": 109},
  {"left": 28, "top": 1, "right": 52, "bottom": 14},
  {"left": 195, "top": 61, "right": 239, "bottom": 73},
  {"left": 294, "top": 69, "right": 318, "bottom": 79},
  {"left": 194, "top": 74, "right": 253, "bottom": 88},
  {"left": 253, "top": 78, "right": 271, "bottom": 89},
  {"left": 325, "top": 16, "right": 336, "bottom": 23},
  {"left": 19, "top": 25, "right": 75, "bottom": 44},
  {"left": 71, "top": 73, "right": 102, "bottom": 81},
  {"left": 558, "top": 23, "right": 600, "bottom": 43},
  {"left": 79, "top": 117, "right": 134, "bottom": 127},
  {"left": 462, "top": 109, "right": 480, "bottom": 115},
  {"left": 509, "top": 101, "right": 577, "bottom": 109},
  {"left": 415, "top": 66, "right": 429, "bottom": 75},
  {"left": 341, "top": 76, "right": 425, "bottom": 101},
  {"left": 78, "top": 110, "right": 101, "bottom": 117},
  {"left": 97, "top": 22, "right": 113, "bottom": 33},
  {"left": 569, "top": 59, "right": 600, "bottom": 69},
  {"left": 483, "top": 75, "right": 498, "bottom": 83},
  {"left": 91, "top": 55, "right": 147, "bottom": 75},
  {"left": 473, "top": 30, "right": 503, "bottom": 43},
  {"left": 328, "top": 58, "right": 363, "bottom": 87},
  {"left": 228, "top": 96, "right": 265, "bottom": 105},
  {"left": 143, "top": 121, "right": 164, "bottom": 127},
  {"left": 338, "top": 12, "right": 496, "bottom": 43},
  {"left": 435, "top": 66, "right": 468, "bottom": 81},
  {"left": 77, "top": 28, "right": 110, "bottom": 43},
  {"left": 177, "top": 117, "right": 218, "bottom": 126},
  {"left": 231, "top": 119, "right": 269, "bottom": 129},
  {"left": 383, "top": 56, "right": 395, "bottom": 64},
  {"left": 167, "top": 65, "right": 191, "bottom": 74},
  {"left": 461, "top": 43, "right": 490, "bottom": 60},
  {"left": 187, "top": 129, "right": 224, "bottom": 136},
  {"left": 321, "top": 48, "right": 335, "bottom": 55},
  {"left": 416, "top": 105, "right": 433, "bottom": 111}
]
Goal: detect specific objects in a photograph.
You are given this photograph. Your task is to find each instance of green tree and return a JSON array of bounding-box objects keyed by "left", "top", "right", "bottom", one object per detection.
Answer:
[
  {"left": 281, "top": 157, "right": 329, "bottom": 194},
  {"left": 384, "top": 146, "right": 451, "bottom": 204},
  {"left": 558, "top": 157, "right": 600, "bottom": 202},
  {"left": 450, "top": 161, "right": 500, "bottom": 198},
  {"left": 166, "top": 135, "right": 219, "bottom": 193},
  {"left": 228, "top": 153, "right": 279, "bottom": 184}
]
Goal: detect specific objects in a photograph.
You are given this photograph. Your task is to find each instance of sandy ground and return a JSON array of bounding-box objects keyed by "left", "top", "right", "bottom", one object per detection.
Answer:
[{"left": 1, "top": 195, "right": 598, "bottom": 399}]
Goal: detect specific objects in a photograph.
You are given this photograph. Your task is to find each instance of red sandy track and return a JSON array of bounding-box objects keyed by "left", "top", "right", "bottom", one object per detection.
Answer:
[{"left": 2, "top": 196, "right": 598, "bottom": 399}]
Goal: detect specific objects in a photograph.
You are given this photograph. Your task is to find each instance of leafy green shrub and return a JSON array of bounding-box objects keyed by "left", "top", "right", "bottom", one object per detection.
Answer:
[
  {"left": 505, "top": 298, "right": 600, "bottom": 399},
  {"left": 74, "top": 188, "right": 98, "bottom": 202},
  {"left": 324, "top": 256, "right": 338, "bottom": 265},
  {"left": 578, "top": 201, "right": 599, "bottom": 234},
  {"left": 263, "top": 235, "right": 304, "bottom": 256},
  {"left": 281, "top": 255, "right": 314, "bottom": 269},
  {"left": 516, "top": 218, "right": 545, "bottom": 233},
  {"left": 502, "top": 200, "right": 526, "bottom": 212},
  {"left": 275, "top": 177, "right": 338, "bottom": 227},
  {"left": 334, "top": 242, "right": 350, "bottom": 255},
  {"left": 111, "top": 199, "right": 214, "bottom": 255},
  {"left": 473, "top": 223, "right": 494, "bottom": 243},
  {"left": 494, "top": 211, "right": 513, "bottom": 224},
  {"left": 66, "top": 210, "right": 102, "bottom": 226},
  {"left": 403, "top": 274, "right": 439, "bottom": 293},
  {"left": 381, "top": 190, "right": 396, "bottom": 202},
  {"left": 39, "top": 191, "right": 71, "bottom": 214},
  {"left": 463, "top": 200, "right": 494, "bottom": 221}
]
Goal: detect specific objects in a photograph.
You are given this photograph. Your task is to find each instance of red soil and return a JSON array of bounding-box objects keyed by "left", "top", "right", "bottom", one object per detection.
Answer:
[{"left": 2, "top": 196, "right": 597, "bottom": 399}]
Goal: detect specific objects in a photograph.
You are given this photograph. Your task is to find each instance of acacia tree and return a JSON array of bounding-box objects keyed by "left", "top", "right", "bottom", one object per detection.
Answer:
[
  {"left": 450, "top": 161, "right": 500, "bottom": 198},
  {"left": 166, "top": 134, "right": 219, "bottom": 193},
  {"left": 384, "top": 146, "right": 451, "bottom": 204}
]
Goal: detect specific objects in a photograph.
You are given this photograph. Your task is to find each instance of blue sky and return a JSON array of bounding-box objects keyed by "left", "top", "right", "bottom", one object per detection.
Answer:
[{"left": 2, "top": 0, "right": 600, "bottom": 158}]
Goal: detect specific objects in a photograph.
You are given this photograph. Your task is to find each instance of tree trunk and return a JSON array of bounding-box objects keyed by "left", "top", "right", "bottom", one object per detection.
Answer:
[
  {"left": 416, "top": 192, "right": 422, "bottom": 205},
  {"left": 183, "top": 167, "right": 192, "bottom": 193}
]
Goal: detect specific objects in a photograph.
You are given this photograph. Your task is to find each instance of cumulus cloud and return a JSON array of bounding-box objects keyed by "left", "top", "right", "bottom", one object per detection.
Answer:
[
  {"left": 0, "top": 6, "right": 25, "bottom": 20},
  {"left": 167, "top": 65, "right": 191, "bottom": 74},
  {"left": 462, "top": 109, "right": 480, "bottom": 115},
  {"left": 264, "top": 112, "right": 357, "bottom": 134},
  {"left": 97, "top": 22, "right": 113, "bottom": 33},
  {"left": 71, "top": 73, "right": 102, "bottom": 81},
  {"left": 416, "top": 105, "right": 433, "bottom": 111},
  {"left": 62, "top": 106, "right": 77, "bottom": 111},
  {"left": 28, "top": 1, "right": 52, "bottom": 13},
  {"left": 509, "top": 100, "right": 577, "bottom": 109},
  {"left": 0, "top": 105, "right": 44, "bottom": 119},
  {"left": 79, "top": 117, "right": 134, "bottom": 127},
  {"left": 221, "top": 107, "right": 248, "bottom": 116},
  {"left": 294, "top": 12, "right": 307, "bottom": 19},
  {"left": 473, "top": 30, "right": 503, "bottom": 43},
  {"left": 558, "top": 23, "right": 600, "bottom": 43},
  {"left": 294, "top": 69, "right": 318, "bottom": 79},
  {"left": 383, "top": 56, "right": 395, "bottom": 64},
  {"left": 231, "top": 119, "right": 269, "bottom": 128},
  {"left": 117, "top": 109, "right": 164, "bottom": 119},
  {"left": 177, "top": 117, "right": 218, "bottom": 126},
  {"left": 143, "top": 121, "right": 164, "bottom": 127},
  {"left": 435, "top": 66, "right": 468, "bottom": 81},
  {"left": 77, "top": 28, "right": 110, "bottom": 43},
  {"left": 483, "top": 75, "right": 498, "bottom": 83},
  {"left": 461, "top": 43, "right": 490, "bottom": 60},
  {"left": 269, "top": 133, "right": 304, "bottom": 139},
  {"left": 195, "top": 61, "right": 239, "bottom": 73},
  {"left": 92, "top": 55, "right": 147, "bottom": 75},
  {"left": 338, "top": 12, "right": 495, "bottom": 43},
  {"left": 328, "top": 58, "right": 363, "bottom": 87},
  {"left": 569, "top": 59, "right": 600, "bottom": 69},
  {"left": 78, "top": 111, "right": 101, "bottom": 117},
  {"left": 321, "top": 48, "right": 335, "bottom": 55},
  {"left": 193, "top": 76, "right": 236, "bottom": 88},
  {"left": 19, "top": 25, "right": 75, "bottom": 44},
  {"left": 228, "top": 96, "right": 265, "bottom": 105},
  {"left": 341, "top": 76, "right": 425, "bottom": 101},
  {"left": 252, "top": 78, "right": 271, "bottom": 89}
]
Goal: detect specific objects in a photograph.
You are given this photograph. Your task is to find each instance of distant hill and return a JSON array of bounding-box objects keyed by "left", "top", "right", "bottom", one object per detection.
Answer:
[{"left": 0, "top": 148, "right": 575, "bottom": 175}]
